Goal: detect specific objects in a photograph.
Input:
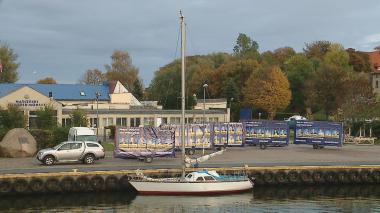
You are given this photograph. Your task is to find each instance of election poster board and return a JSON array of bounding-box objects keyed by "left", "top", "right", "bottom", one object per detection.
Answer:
[
  {"left": 213, "top": 122, "right": 228, "bottom": 147},
  {"left": 227, "top": 123, "right": 244, "bottom": 146},
  {"left": 190, "top": 124, "right": 212, "bottom": 149},
  {"left": 114, "top": 126, "right": 175, "bottom": 158},
  {"left": 245, "top": 120, "right": 289, "bottom": 146},
  {"left": 294, "top": 121, "right": 343, "bottom": 147}
]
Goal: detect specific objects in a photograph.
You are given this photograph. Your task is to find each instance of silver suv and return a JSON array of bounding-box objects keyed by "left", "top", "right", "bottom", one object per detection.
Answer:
[{"left": 36, "top": 141, "right": 105, "bottom": 165}]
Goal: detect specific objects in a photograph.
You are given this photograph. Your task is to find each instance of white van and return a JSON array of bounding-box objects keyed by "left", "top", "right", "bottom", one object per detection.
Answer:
[{"left": 68, "top": 127, "right": 98, "bottom": 142}]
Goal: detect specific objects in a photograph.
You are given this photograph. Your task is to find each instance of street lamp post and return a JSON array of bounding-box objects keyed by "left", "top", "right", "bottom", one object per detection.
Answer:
[
  {"left": 95, "top": 92, "right": 100, "bottom": 137},
  {"left": 258, "top": 112, "right": 262, "bottom": 121},
  {"left": 229, "top": 97, "right": 234, "bottom": 122},
  {"left": 202, "top": 83, "right": 208, "bottom": 156}
]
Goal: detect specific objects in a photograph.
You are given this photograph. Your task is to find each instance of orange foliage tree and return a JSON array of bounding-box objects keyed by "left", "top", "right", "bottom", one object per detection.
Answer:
[{"left": 243, "top": 66, "right": 291, "bottom": 119}]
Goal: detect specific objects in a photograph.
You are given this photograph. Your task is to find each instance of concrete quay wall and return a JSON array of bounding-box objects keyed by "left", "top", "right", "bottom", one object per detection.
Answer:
[{"left": 1, "top": 165, "right": 380, "bottom": 195}]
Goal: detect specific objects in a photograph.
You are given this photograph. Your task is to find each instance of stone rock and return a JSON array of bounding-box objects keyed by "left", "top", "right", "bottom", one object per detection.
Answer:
[{"left": 0, "top": 128, "right": 37, "bottom": 157}]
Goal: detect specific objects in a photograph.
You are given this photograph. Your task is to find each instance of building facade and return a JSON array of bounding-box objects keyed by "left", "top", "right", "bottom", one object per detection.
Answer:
[
  {"left": 365, "top": 50, "right": 380, "bottom": 94},
  {"left": 0, "top": 81, "right": 230, "bottom": 137}
]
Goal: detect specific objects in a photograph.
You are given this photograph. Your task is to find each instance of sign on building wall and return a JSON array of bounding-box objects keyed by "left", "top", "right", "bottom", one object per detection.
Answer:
[
  {"left": 244, "top": 121, "right": 289, "bottom": 146},
  {"left": 294, "top": 121, "right": 343, "bottom": 147}
]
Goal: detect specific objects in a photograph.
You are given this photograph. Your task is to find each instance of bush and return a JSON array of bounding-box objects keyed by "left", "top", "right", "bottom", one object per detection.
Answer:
[
  {"left": 29, "top": 127, "right": 70, "bottom": 150},
  {"left": 0, "top": 128, "right": 8, "bottom": 141}
]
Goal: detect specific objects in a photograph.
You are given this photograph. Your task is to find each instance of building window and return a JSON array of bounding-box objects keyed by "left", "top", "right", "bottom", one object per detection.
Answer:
[
  {"left": 209, "top": 117, "right": 219, "bottom": 123},
  {"left": 187, "top": 118, "right": 194, "bottom": 124},
  {"left": 108, "top": 118, "right": 114, "bottom": 126},
  {"left": 376, "top": 81, "right": 379, "bottom": 89},
  {"left": 170, "top": 117, "right": 180, "bottom": 124},
  {"left": 90, "top": 118, "right": 98, "bottom": 128},
  {"left": 116, "top": 118, "right": 127, "bottom": 126},
  {"left": 143, "top": 117, "right": 154, "bottom": 126},
  {"left": 162, "top": 117, "right": 168, "bottom": 124},
  {"left": 62, "top": 118, "right": 72, "bottom": 127},
  {"left": 130, "top": 118, "right": 141, "bottom": 127}
]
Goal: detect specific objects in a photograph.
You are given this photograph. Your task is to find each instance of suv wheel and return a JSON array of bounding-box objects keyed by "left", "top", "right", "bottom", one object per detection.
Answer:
[
  {"left": 43, "top": 155, "right": 55, "bottom": 165},
  {"left": 84, "top": 154, "right": 95, "bottom": 164}
]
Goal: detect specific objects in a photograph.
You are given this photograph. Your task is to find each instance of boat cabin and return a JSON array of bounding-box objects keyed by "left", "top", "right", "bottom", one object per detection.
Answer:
[{"left": 185, "top": 171, "right": 220, "bottom": 182}]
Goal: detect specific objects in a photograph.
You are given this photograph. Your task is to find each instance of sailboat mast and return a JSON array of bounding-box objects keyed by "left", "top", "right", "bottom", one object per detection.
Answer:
[{"left": 180, "top": 11, "right": 186, "bottom": 179}]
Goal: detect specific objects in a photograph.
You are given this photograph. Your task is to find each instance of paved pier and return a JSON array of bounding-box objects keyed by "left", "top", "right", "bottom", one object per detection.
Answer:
[{"left": 0, "top": 144, "right": 380, "bottom": 195}]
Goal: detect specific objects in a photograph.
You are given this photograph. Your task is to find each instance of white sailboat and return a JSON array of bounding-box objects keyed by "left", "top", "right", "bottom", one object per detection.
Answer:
[{"left": 129, "top": 11, "right": 253, "bottom": 196}]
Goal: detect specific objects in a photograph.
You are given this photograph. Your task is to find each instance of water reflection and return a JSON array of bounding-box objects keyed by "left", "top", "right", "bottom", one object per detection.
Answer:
[{"left": 1, "top": 185, "right": 380, "bottom": 212}]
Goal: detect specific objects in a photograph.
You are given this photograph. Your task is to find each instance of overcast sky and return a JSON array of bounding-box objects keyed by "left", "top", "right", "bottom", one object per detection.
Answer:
[{"left": 1, "top": 0, "right": 380, "bottom": 86}]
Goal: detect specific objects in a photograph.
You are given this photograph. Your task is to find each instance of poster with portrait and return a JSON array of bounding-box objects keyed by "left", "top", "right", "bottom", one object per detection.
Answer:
[
  {"left": 213, "top": 123, "right": 228, "bottom": 147},
  {"left": 227, "top": 123, "right": 244, "bottom": 146}
]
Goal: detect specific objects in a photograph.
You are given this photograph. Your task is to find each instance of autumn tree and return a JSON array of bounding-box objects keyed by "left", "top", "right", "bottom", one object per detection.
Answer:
[
  {"left": 304, "top": 40, "right": 331, "bottom": 59},
  {"left": 0, "top": 43, "right": 19, "bottom": 83},
  {"left": 37, "top": 77, "right": 57, "bottom": 84},
  {"left": 243, "top": 66, "right": 291, "bottom": 119},
  {"left": 80, "top": 69, "right": 106, "bottom": 85},
  {"left": 233, "top": 33, "right": 259, "bottom": 59},
  {"left": 346, "top": 48, "right": 372, "bottom": 73},
  {"left": 105, "top": 50, "right": 139, "bottom": 94}
]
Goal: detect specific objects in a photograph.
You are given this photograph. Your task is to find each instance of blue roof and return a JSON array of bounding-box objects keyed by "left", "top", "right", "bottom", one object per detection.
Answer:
[{"left": 0, "top": 83, "right": 110, "bottom": 101}]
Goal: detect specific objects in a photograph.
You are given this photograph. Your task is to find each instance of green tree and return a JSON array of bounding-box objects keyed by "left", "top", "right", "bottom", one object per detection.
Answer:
[
  {"left": 284, "top": 54, "right": 314, "bottom": 113},
  {"left": 35, "top": 105, "right": 57, "bottom": 129},
  {"left": 0, "top": 43, "right": 19, "bottom": 83},
  {"left": 105, "top": 50, "right": 140, "bottom": 93},
  {"left": 69, "top": 109, "right": 88, "bottom": 127},
  {"left": 132, "top": 79, "right": 144, "bottom": 100},
  {"left": 0, "top": 105, "right": 25, "bottom": 129},
  {"left": 80, "top": 69, "right": 106, "bottom": 85},
  {"left": 243, "top": 66, "right": 291, "bottom": 119},
  {"left": 37, "top": 77, "right": 57, "bottom": 84},
  {"left": 233, "top": 33, "right": 259, "bottom": 58}
]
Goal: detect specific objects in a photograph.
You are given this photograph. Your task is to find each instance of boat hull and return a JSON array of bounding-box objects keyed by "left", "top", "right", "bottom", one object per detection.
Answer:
[{"left": 130, "top": 180, "right": 253, "bottom": 196}]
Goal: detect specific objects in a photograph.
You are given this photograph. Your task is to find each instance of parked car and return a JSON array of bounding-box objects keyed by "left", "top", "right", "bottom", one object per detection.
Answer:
[
  {"left": 285, "top": 115, "right": 308, "bottom": 129},
  {"left": 36, "top": 141, "right": 105, "bottom": 165}
]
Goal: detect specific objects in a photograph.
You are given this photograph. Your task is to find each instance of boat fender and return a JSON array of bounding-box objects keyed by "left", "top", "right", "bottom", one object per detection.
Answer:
[
  {"left": 75, "top": 176, "right": 90, "bottom": 192},
  {"left": 348, "top": 170, "right": 360, "bottom": 183},
  {"left": 119, "top": 175, "right": 132, "bottom": 189},
  {"left": 312, "top": 171, "right": 325, "bottom": 184},
  {"left": 324, "top": 171, "right": 337, "bottom": 183},
  {"left": 13, "top": 179, "right": 29, "bottom": 194},
  {"left": 337, "top": 171, "right": 349, "bottom": 184},
  {"left": 300, "top": 170, "right": 312, "bottom": 183},
  {"left": 29, "top": 178, "right": 44, "bottom": 193},
  {"left": 360, "top": 170, "right": 372, "bottom": 183},
  {"left": 90, "top": 175, "right": 105, "bottom": 191},
  {"left": 105, "top": 176, "right": 119, "bottom": 191},
  {"left": 251, "top": 172, "right": 264, "bottom": 185},
  {"left": 0, "top": 179, "right": 12, "bottom": 194},
  {"left": 287, "top": 171, "right": 299, "bottom": 184},
  {"left": 371, "top": 170, "right": 380, "bottom": 183},
  {"left": 263, "top": 171, "right": 275, "bottom": 184},
  {"left": 274, "top": 171, "right": 288, "bottom": 184},
  {"left": 45, "top": 178, "right": 60, "bottom": 192},
  {"left": 60, "top": 177, "right": 75, "bottom": 192}
]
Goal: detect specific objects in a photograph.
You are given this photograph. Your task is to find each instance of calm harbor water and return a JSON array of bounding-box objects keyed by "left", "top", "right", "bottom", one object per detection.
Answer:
[{"left": 2, "top": 185, "right": 380, "bottom": 212}]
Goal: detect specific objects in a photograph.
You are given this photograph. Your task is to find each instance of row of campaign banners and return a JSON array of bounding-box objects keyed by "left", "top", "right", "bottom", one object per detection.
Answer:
[{"left": 114, "top": 121, "right": 344, "bottom": 158}]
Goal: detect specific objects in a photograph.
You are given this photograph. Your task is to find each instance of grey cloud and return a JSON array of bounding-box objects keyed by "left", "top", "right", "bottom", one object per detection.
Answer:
[{"left": 1, "top": 0, "right": 380, "bottom": 85}]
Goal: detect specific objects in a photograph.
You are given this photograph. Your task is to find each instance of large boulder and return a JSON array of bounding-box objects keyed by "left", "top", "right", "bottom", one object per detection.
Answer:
[{"left": 0, "top": 128, "right": 37, "bottom": 157}]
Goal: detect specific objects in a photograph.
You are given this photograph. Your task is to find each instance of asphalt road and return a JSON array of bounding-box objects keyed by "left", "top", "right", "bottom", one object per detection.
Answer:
[{"left": 1, "top": 144, "right": 380, "bottom": 174}]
